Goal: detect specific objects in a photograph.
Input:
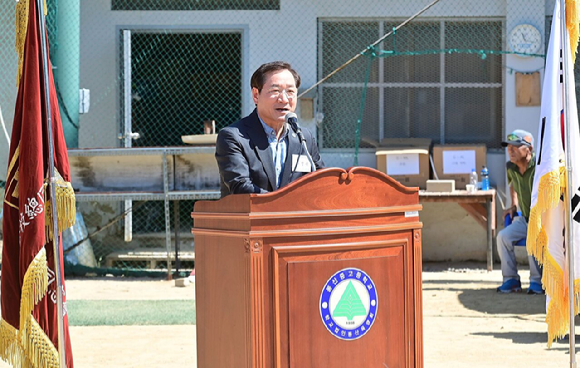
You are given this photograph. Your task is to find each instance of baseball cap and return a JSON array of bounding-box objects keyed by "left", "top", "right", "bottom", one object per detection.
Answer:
[{"left": 501, "top": 129, "right": 534, "bottom": 148}]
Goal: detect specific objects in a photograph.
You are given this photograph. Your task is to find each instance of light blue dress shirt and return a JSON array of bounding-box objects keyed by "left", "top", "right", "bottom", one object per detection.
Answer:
[{"left": 259, "top": 118, "right": 288, "bottom": 188}]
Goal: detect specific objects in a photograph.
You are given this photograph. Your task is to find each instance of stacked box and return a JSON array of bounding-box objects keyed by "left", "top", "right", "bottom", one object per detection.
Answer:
[
  {"left": 375, "top": 138, "right": 431, "bottom": 189},
  {"left": 432, "top": 144, "right": 487, "bottom": 189}
]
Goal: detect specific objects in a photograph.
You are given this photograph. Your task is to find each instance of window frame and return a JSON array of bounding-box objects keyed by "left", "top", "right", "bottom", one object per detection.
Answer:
[
  {"left": 111, "top": 0, "right": 280, "bottom": 11},
  {"left": 117, "top": 25, "right": 249, "bottom": 147}
]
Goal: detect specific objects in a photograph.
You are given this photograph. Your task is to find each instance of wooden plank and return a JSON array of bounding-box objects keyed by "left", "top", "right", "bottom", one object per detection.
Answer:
[
  {"left": 458, "top": 203, "right": 487, "bottom": 230},
  {"left": 105, "top": 248, "right": 195, "bottom": 270},
  {"left": 69, "top": 154, "right": 170, "bottom": 192},
  {"left": 419, "top": 190, "right": 494, "bottom": 204},
  {"left": 106, "top": 249, "right": 195, "bottom": 261},
  {"left": 515, "top": 71, "right": 541, "bottom": 106}
]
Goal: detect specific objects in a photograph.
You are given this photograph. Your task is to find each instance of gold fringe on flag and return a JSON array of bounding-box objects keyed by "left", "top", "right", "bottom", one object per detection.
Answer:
[
  {"left": 0, "top": 319, "right": 25, "bottom": 368},
  {"left": 545, "top": 266, "right": 580, "bottom": 347},
  {"left": 543, "top": 254, "right": 564, "bottom": 309},
  {"left": 14, "top": 0, "right": 48, "bottom": 87},
  {"left": 14, "top": 0, "right": 29, "bottom": 87},
  {"left": 527, "top": 163, "right": 569, "bottom": 346},
  {"left": 18, "top": 247, "right": 61, "bottom": 368},
  {"left": 542, "top": 252, "right": 566, "bottom": 347},
  {"left": 19, "top": 248, "right": 49, "bottom": 334},
  {"left": 566, "top": 0, "right": 580, "bottom": 63},
  {"left": 20, "top": 316, "right": 60, "bottom": 368},
  {"left": 0, "top": 316, "right": 60, "bottom": 368},
  {"left": 0, "top": 246, "right": 60, "bottom": 368},
  {"left": 44, "top": 171, "right": 76, "bottom": 243},
  {"left": 526, "top": 167, "right": 564, "bottom": 261}
]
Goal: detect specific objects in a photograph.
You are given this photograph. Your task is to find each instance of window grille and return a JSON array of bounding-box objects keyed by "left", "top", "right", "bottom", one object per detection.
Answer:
[
  {"left": 318, "top": 19, "right": 503, "bottom": 149},
  {"left": 112, "top": 0, "right": 279, "bottom": 11}
]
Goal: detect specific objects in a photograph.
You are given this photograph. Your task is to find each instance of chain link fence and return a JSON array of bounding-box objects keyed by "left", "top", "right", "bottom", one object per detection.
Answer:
[
  {"left": 0, "top": 0, "right": 575, "bottom": 274},
  {"left": 63, "top": 200, "right": 195, "bottom": 276}
]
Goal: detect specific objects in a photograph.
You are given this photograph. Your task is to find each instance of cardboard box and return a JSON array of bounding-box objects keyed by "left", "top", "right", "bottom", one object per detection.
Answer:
[
  {"left": 426, "top": 179, "right": 455, "bottom": 192},
  {"left": 376, "top": 147, "right": 430, "bottom": 188},
  {"left": 432, "top": 144, "right": 487, "bottom": 189}
]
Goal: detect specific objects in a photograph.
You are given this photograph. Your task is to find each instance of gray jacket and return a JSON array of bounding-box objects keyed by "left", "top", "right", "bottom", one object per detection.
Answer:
[{"left": 215, "top": 109, "right": 324, "bottom": 197}]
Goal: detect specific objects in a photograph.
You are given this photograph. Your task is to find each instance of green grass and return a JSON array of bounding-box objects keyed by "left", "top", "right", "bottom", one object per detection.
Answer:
[{"left": 67, "top": 300, "right": 196, "bottom": 326}]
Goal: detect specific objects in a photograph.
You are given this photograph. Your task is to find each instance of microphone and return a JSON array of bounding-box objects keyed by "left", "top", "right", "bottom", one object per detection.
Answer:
[
  {"left": 285, "top": 112, "right": 315, "bottom": 172},
  {"left": 285, "top": 112, "right": 305, "bottom": 143}
]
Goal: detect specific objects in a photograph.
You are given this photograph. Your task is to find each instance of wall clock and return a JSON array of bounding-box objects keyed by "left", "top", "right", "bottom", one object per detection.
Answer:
[{"left": 509, "top": 24, "right": 542, "bottom": 55}]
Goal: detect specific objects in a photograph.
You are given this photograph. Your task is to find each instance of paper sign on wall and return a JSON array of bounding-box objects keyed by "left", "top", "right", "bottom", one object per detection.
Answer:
[
  {"left": 386, "top": 153, "right": 420, "bottom": 176},
  {"left": 442, "top": 150, "right": 476, "bottom": 174}
]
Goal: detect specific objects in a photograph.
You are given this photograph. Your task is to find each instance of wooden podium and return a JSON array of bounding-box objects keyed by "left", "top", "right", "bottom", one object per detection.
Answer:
[{"left": 192, "top": 167, "right": 423, "bottom": 368}]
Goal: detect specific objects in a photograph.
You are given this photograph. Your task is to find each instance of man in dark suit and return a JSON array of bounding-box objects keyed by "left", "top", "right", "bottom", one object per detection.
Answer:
[{"left": 216, "top": 61, "right": 324, "bottom": 197}]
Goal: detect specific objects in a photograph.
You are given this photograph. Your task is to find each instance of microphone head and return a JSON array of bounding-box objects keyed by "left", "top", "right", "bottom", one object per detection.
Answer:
[{"left": 285, "top": 112, "right": 298, "bottom": 124}]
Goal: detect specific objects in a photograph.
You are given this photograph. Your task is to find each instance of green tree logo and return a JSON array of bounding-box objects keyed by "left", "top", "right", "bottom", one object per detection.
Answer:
[{"left": 332, "top": 281, "right": 367, "bottom": 321}]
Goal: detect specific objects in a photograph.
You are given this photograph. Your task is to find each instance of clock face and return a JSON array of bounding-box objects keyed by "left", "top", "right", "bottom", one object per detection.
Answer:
[{"left": 509, "top": 24, "right": 542, "bottom": 55}]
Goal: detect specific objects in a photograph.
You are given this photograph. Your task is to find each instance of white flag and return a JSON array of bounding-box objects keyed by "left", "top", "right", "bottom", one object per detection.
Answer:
[{"left": 527, "top": 0, "right": 580, "bottom": 346}]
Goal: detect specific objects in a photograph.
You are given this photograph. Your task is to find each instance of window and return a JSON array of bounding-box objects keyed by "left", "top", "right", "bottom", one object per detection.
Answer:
[
  {"left": 112, "top": 0, "right": 279, "bottom": 11},
  {"left": 318, "top": 20, "right": 503, "bottom": 149},
  {"left": 121, "top": 31, "right": 242, "bottom": 147}
]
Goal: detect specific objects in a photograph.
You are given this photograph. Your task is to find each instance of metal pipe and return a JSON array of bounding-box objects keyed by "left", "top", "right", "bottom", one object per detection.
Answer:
[
  {"left": 560, "top": 1, "right": 577, "bottom": 366},
  {"left": 174, "top": 201, "right": 181, "bottom": 275},
  {"left": 35, "top": 0, "right": 67, "bottom": 366}
]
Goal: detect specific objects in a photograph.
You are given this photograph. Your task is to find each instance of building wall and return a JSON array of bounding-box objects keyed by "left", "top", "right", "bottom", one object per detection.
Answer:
[
  {"left": 76, "top": 0, "right": 545, "bottom": 196},
  {"left": 0, "top": 0, "right": 556, "bottom": 262},
  {"left": 78, "top": 0, "right": 508, "bottom": 148}
]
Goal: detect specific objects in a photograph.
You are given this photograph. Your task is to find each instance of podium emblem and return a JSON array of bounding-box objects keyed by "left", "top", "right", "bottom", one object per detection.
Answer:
[{"left": 319, "top": 268, "right": 378, "bottom": 340}]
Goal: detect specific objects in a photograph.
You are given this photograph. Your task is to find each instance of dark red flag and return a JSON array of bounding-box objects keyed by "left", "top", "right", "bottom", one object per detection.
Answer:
[{"left": 1, "top": 0, "right": 75, "bottom": 367}]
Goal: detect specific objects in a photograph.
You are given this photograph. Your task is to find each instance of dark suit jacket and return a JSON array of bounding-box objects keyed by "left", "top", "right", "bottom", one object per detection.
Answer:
[{"left": 216, "top": 109, "right": 325, "bottom": 197}]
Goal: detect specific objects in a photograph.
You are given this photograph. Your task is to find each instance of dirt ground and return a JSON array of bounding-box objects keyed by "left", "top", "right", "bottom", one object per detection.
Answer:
[{"left": 1, "top": 263, "right": 578, "bottom": 367}]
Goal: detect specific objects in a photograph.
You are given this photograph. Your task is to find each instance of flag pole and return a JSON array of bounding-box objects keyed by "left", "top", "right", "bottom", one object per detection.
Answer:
[
  {"left": 560, "top": 0, "right": 577, "bottom": 366},
  {"left": 35, "top": 0, "right": 67, "bottom": 367}
]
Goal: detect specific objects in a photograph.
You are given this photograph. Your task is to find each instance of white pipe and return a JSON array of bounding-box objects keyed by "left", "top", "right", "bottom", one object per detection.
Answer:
[
  {"left": 0, "top": 104, "right": 9, "bottom": 148},
  {"left": 560, "top": 1, "right": 576, "bottom": 367}
]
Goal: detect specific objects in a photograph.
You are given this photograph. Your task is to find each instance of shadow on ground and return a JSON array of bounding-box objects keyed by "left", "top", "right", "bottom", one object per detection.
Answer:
[
  {"left": 423, "top": 261, "right": 546, "bottom": 315},
  {"left": 458, "top": 287, "right": 546, "bottom": 315},
  {"left": 473, "top": 332, "right": 580, "bottom": 351},
  {"left": 423, "top": 261, "right": 489, "bottom": 272},
  {"left": 472, "top": 331, "right": 548, "bottom": 345}
]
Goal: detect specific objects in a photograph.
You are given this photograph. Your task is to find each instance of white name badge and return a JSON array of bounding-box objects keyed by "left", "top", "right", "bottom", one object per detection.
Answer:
[{"left": 292, "top": 154, "right": 312, "bottom": 173}]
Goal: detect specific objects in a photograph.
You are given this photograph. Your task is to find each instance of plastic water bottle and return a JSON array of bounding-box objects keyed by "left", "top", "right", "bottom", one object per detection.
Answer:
[
  {"left": 469, "top": 169, "right": 478, "bottom": 191},
  {"left": 481, "top": 166, "right": 490, "bottom": 191}
]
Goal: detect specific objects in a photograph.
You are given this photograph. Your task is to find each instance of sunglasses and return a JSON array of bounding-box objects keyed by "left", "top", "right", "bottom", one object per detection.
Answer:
[{"left": 507, "top": 133, "right": 532, "bottom": 145}]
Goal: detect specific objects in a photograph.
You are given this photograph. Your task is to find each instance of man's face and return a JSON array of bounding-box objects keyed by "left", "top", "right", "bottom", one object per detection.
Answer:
[
  {"left": 252, "top": 69, "right": 297, "bottom": 130},
  {"left": 507, "top": 143, "right": 531, "bottom": 163}
]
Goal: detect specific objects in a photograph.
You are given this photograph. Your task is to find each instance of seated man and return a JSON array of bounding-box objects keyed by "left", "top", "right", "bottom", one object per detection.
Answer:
[
  {"left": 215, "top": 61, "right": 324, "bottom": 197},
  {"left": 496, "top": 130, "right": 543, "bottom": 294}
]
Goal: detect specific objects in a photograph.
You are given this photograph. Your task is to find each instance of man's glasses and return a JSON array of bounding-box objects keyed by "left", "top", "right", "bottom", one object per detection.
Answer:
[{"left": 266, "top": 88, "right": 297, "bottom": 99}]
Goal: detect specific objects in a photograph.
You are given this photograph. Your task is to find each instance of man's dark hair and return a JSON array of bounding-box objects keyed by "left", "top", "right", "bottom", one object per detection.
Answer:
[{"left": 250, "top": 61, "right": 301, "bottom": 92}]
